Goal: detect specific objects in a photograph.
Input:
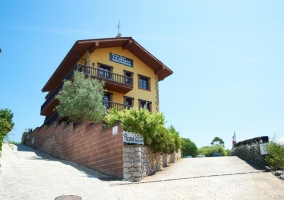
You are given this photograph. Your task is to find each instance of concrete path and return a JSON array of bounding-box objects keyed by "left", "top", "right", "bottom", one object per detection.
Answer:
[{"left": 1, "top": 144, "right": 284, "bottom": 200}]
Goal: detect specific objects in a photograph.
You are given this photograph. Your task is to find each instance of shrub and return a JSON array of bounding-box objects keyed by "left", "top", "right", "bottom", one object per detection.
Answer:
[
  {"left": 0, "top": 108, "right": 15, "bottom": 153},
  {"left": 265, "top": 141, "right": 284, "bottom": 169},
  {"left": 181, "top": 138, "right": 198, "bottom": 157},
  {"left": 8, "top": 141, "right": 21, "bottom": 145},
  {"left": 198, "top": 145, "right": 228, "bottom": 157},
  {"left": 104, "top": 107, "right": 181, "bottom": 154},
  {"left": 224, "top": 149, "right": 231, "bottom": 156}
]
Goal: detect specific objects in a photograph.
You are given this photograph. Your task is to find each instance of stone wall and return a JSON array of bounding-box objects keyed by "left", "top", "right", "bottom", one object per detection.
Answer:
[
  {"left": 231, "top": 143, "right": 266, "bottom": 167},
  {"left": 123, "top": 145, "right": 181, "bottom": 182},
  {"left": 26, "top": 121, "right": 124, "bottom": 177}
]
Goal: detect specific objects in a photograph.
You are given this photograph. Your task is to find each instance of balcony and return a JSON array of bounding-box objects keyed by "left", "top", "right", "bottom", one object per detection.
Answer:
[
  {"left": 41, "top": 63, "right": 133, "bottom": 116},
  {"left": 78, "top": 64, "right": 133, "bottom": 94},
  {"left": 103, "top": 101, "right": 133, "bottom": 110},
  {"left": 41, "top": 64, "right": 78, "bottom": 116},
  {"left": 44, "top": 111, "right": 60, "bottom": 126}
]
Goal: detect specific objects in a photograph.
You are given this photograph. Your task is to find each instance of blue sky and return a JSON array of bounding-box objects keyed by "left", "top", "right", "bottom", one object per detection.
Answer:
[{"left": 1, "top": 0, "right": 284, "bottom": 149}]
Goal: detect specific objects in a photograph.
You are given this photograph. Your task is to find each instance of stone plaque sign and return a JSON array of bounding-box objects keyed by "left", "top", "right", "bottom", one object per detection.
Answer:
[{"left": 122, "top": 131, "right": 144, "bottom": 144}]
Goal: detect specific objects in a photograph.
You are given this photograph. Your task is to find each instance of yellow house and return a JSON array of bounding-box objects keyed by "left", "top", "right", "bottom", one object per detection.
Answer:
[{"left": 40, "top": 36, "right": 173, "bottom": 125}]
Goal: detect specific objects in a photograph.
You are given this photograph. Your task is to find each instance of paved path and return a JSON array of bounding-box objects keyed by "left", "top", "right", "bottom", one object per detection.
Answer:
[{"left": 1, "top": 144, "right": 284, "bottom": 200}]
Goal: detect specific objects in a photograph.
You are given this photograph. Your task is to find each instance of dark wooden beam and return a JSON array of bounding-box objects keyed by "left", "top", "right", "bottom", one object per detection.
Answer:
[
  {"left": 122, "top": 40, "right": 133, "bottom": 50},
  {"left": 89, "top": 42, "right": 99, "bottom": 53},
  {"left": 155, "top": 65, "right": 165, "bottom": 75}
]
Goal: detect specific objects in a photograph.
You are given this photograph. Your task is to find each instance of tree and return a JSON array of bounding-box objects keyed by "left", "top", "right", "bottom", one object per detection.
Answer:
[
  {"left": 0, "top": 108, "right": 15, "bottom": 152},
  {"left": 0, "top": 109, "right": 14, "bottom": 135},
  {"left": 181, "top": 138, "right": 198, "bottom": 157},
  {"left": 55, "top": 71, "right": 106, "bottom": 123},
  {"left": 210, "top": 136, "right": 225, "bottom": 147},
  {"left": 168, "top": 125, "right": 182, "bottom": 153}
]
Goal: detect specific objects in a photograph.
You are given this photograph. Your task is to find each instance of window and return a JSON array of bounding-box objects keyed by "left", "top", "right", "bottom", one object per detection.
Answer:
[
  {"left": 124, "top": 70, "right": 133, "bottom": 85},
  {"left": 138, "top": 99, "right": 152, "bottom": 111},
  {"left": 98, "top": 63, "right": 113, "bottom": 79},
  {"left": 124, "top": 96, "right": 134, "bottom": 108},
  {"left": 103, "top": 92, "right": 113, "bottom": 108},
  {"left": 138, "top": 74, "right": 150, "bottom": 91}
]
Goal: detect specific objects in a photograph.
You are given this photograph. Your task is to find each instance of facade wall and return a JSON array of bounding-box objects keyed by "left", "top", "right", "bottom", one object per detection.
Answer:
[
  {"left": 87, "top": 47, "right": 159, "bottom": 112},
  {"left": 28, "top": 121, "right": 124, "bottom": 177}
]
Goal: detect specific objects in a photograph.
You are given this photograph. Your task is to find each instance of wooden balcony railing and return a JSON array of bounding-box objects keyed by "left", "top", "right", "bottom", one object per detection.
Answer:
[
  {"left": 78, "top": 64, "right": 133, "bottom": 86},
  {"left": 103, "top": 101, "right": 133, "bottom": 110},
  {"left": 41, "top": 64, "right": 78, "bottom": 114},
  {"left": 41, "top": 63, "right": 133, "bottom": 115},
  {"left": 44, "top": 111, "right": 59, "bottom": 126}
]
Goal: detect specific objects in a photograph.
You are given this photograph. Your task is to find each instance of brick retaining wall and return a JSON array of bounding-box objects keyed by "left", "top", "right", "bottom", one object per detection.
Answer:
[
  {"left": 27, "top": 121, "right": 124, "bottom": 177},
  {"left": 24, "top": 122, "right": 181, "bottom": 181}
]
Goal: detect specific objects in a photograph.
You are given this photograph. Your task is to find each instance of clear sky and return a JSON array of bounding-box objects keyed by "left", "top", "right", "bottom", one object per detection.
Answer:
[{"left": 1, "top": 0, "right": 284, "bottom": 149}]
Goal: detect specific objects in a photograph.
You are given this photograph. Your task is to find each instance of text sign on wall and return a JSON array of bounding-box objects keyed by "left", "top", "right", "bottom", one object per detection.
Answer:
[
  {"left": 122, "top": 131, "right": 144, "bottom": 144},
  {"left": 259, "top": 143, "right": 268, "bottom": 155},
  {"left": 110, "top": 53, "right": 133, "bottom": 67},
  {"left": 112, "top": 126, "right": 118, "bottom": 135}
]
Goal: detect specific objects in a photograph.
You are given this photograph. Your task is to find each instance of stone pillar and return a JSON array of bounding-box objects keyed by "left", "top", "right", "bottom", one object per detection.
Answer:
[{"left": 123, "top": 145, "right": 143, "bottom": 182}]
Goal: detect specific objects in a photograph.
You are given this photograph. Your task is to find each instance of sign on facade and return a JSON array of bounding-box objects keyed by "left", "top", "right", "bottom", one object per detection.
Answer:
[
  {"left": 259, "top": 143, "right": 268, "bottom": 155},
  {"left": 112, "top": 126, "right": 118, "bottom": 135},
  {"left": 122, "top": 131, "right": 144, "bottom": 144},
  {"left": 109, "top": 53, "right": 133, "bottom": 67}
]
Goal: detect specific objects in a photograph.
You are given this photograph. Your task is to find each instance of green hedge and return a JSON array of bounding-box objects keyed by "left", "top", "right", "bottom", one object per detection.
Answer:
[{"left": 198, "top": 145, "right": 230, "bottom": 157}]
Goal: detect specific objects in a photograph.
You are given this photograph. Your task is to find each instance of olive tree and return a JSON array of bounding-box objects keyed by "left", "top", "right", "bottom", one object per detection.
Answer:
[{"left": 55, "top": 71, "right": 106, "bottom": 123}]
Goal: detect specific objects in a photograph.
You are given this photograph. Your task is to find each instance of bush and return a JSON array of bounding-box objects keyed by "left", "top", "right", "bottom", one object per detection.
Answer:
[
  {"left": 8, "top": 141, "right": 21, "bottom": 145},
  {"left": 198, "top": 145, "right": 228, "bottom": 157},
  {"left": 0, "top": 108, "right": 15, "bottom": 153},
  {"left": 104, "top": 107, "right": 181, "bottom": 154},
  {"left": 181, "top": 138, "right": 198, "bottom": 157},
  {"left": 225, "top": 149, "right": 231, "bottom": 156},
  {"left": 265, "top": 141, "right": 284, "bottom": 169}
]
